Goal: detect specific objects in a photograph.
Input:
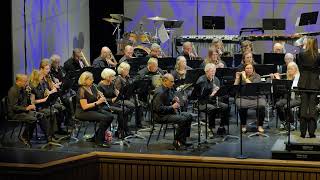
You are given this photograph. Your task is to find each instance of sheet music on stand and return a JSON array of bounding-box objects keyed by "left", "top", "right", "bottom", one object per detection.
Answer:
[{"left": 297, "top": 11, "right": 319, "bottom": 26}]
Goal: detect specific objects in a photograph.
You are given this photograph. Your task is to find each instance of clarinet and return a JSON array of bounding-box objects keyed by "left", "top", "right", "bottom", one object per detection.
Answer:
[{"left": 92, "top": 84, "right": 111, "bottom": 110}]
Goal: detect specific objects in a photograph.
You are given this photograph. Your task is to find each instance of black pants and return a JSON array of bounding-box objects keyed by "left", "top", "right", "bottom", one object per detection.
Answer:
[
  {"left": 157, "top": 112, "right": 192, "bottom": 143},
  {"left": 276, "top": 98, "right": 301, "bottom": 123},
  {"left": 199, "top": 101, "right": 229, "bottom": 129},
  {"left": 110, "top": 103, "right": 134, "bottom": 131},
  {"left": 75, "top": 109, "right": 114, "bottom": 144},
  {"left": 239, "top": 107, "right": 265, "bottom": 126},
  {"left": 11, "top": 111, "right": 44, "bottom": 141}
]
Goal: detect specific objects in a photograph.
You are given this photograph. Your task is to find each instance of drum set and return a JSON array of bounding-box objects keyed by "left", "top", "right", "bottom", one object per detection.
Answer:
[{"left": 103, "top": 14, "right": 167, "bottom": 56}]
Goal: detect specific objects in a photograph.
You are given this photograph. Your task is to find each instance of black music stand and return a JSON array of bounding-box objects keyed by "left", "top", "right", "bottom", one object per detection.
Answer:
[
  {"left": 221, "top": 56, "right": 234, "bottom": 67},
  {"left": 186, "top": 60, "right": 204, "bottom": 69},
  {"left": 263, "top": 18, "right": 286, "bottom": 30},
  {"left": 41, "top": 91, "right": 64, "bottom": 149},
  {"left": 127, "top": 57, "right": 148, "bottom": 76},
  {"left": 298, "top": 11, "right": 319, "bottom": 26},
  {"left": 263, "top": 53, "right": 285, "bottom": 65},
  {"left": 81, "top": 67, "right": 104, "bottom": 84},
  {"left": 190, "top": 82, "right": 213, "bottom": 149},
  {"left": 157, "top": 57, "right": 176, "bottom": 71},
  {"left": 212, "top": 85, "right": 240, "bottom": 142},
  {"left": 202, "top": 16, "right": 225, "bottom": 30},
  {"left": 272, "top": 79, "right": 294, "bottom": 136},
  {"left": 254, "top": 64, "right": 277, "bottom": 77},
  {"left": 234, "top": 54, "right": 262, "bottom": 67},
  {"left": 216, "top": 68, "right": 236, "bottom": 85}
]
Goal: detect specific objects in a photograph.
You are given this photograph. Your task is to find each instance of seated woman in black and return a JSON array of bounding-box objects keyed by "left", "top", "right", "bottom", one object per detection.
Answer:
[
  {"left": 236, "top": 51, "right": 256, "bottom": 71},
  {"left": 98, "top": 68, "right": 133, "bottom": 138},
  {"left": 75, "top": 71, "right": 114, "bottom": 147},
  {"left": 234, "top": 63, "right": 266, "bottom": 133}
]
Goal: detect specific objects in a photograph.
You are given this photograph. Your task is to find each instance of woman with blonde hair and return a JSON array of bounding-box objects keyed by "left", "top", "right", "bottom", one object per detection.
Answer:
[
  {"left": 76, "top": 71, "right": 114, "bottom": 147},
  {"left": 200, "top": 47, "right": 226, "bottom": 69}
]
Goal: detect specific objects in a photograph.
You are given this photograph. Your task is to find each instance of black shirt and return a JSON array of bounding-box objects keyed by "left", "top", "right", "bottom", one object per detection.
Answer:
[
  {"left": 76, "top": 86, "right": 99, "bottom": 115},
  {"left": 97, "top": 82, "right": 116, "bottom": 104},
  {"left": 7, "top": 84, "right": 30, "bottom": 118},
  {"left": 92, "top": 56, "right": 110, "bottom": 69},
  {"left": 153, "top": 86, "right": 176, "bottom": 117}
]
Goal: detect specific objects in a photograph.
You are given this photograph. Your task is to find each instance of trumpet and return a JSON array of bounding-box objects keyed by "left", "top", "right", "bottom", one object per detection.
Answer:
[
  {"left": 260, "top": 73, "right": 286, "bottom": 78},
  {"left": 80, "top": 50, "right": 91, "bottom": 67}
]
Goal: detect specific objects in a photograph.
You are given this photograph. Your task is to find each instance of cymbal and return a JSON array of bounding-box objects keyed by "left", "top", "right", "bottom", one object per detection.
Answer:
[
  {"left": 102, "top": 18, "right": 121, "bottom": 24},
  {"left": 110, "top": 14, "right": 132, "bottom": 21},
  {"left": 147, "top": 16, "right": 167, "bottom": 21}
]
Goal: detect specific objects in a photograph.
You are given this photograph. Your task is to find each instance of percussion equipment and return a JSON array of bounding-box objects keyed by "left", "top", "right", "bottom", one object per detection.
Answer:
[
  {"left": 147, "top": 16, "right": 168, "bottom": 21},
  {"left": 133, "top": 45, "right": 151, "bottom": 57},
  {"left": 139, "top": 33, "right": 151, "bottom": 43},
  {"left": 110, "top": 14, "right": 133, "bottom": 22},
  {"left": 102, "top": 18, "right": 121, "bottom": 24},
  {"left": 152, "top": 74, "right": 162, "bottom": 88}
]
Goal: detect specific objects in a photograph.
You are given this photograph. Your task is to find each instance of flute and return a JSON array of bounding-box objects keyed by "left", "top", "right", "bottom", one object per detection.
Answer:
[{"left": 260, "top": 73, "right": 286, "bottom": 78}]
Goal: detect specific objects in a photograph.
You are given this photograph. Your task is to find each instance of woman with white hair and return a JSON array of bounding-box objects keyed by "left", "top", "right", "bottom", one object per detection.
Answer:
[
  {"left": 171, "top": 56, "right": 192, "bottom": 81},
  {"left": 98, "top": 68, "right": 134, "bottom": 137},
  {"left": 114, "top": 62, "right": 144, "bottom": 128},
  {"left": 76, "top": 71, "right": 114, "bottom": 147},
  {"left": 273, "top": 62, "right": 301, "bottom": 130}
]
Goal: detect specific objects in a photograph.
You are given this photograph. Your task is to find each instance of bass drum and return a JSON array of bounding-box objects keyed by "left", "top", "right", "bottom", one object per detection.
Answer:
[{"left": 133, "top": 45, "right": 151, "bottom": 57}]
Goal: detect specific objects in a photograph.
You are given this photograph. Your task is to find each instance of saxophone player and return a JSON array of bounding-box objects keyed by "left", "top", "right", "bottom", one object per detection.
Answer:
[
  {"left": 7, "top": 74, "right": 44, "bottom": 147},
  {"left": 64, "top": 48, "right": 88, "bottom": 76}
]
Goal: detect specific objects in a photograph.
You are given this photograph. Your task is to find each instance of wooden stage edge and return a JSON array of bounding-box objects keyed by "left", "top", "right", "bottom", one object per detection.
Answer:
[{"left": 1, "top": 151, "right": 320, "bottom": 172}]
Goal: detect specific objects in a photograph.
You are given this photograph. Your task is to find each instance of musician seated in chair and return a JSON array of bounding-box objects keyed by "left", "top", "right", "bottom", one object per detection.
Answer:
[
  {"left": 146, "top": 43, "right": 162, "bottom": 58},
  {"left": 64, "top": 48, "right": 88, "bottom": 75},
  {"left": 271, "top": 62, "right": 301, "bottom": 130},
  {"left": 115, "top": 62, "right": 144, "bottom": 128},
  {"left": 75, "top": 71, "right": 114, "bottom": 147},
  {"left": 181, "top": 41, "right": 199, "bottom": 60},
  {"left": 92, "top": 46, "right": 117, "bottom": 69},
  {"left": 137, "top": 57, "right": 164, "bottom": 77},
  {"left": 236, "top": 51, "right": 257, "bottom": 71},
  {"left": 234, "top": 63, "right": 266, "bottom": 133},
  {"left": 196, "top": 63, "right": 230, "bottom": 136},
  {"left": 200, "top": 47, "right": 226, "bottom": 69},
  {"left": 7, "top": 74, "right": 44, "bottom": 147},
  {"left": 153, "top": 73, "right": 193, "bottom": 149},
  {"left": 273, "top": 42, "right": 286, "bottom": 54},
  {"left": 98, "top": 68, "right": 134, "bottom": 138},
  {"left": 119, "top": 45, "right": 134, "bottom": 63},
  {"left": 240, "top": 40, "right": 254, "bottom": 54}
]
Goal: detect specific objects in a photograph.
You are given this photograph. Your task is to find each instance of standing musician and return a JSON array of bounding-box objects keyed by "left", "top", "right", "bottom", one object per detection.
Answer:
[
  {"left": 196, "top": 63, "right": 229, "bottom": 135},
  {"left": 153, "top": 73, "right": 193, "bottom": 149},
  {"left": 114, "top": 62, "right": 144, "bottom": 128},
  {"left": 271, "top": 62, "right": 301, "bottom": 130},
  {"left": 64, "top": 48, "right": 88, "bottom": 75},
  {"left": 234, "top": 63, "right": 266, "bottom": 133},
  {"left": 7, "top": 74, "right": 44, "bottom": 147},
  {"left": 119, "top": 45, "right": 134, "bottom": 63},
  {"left": 98, "top": 68, "right": 133, "bottom": 138},
  {"left": 297, "top": 37, "right": 320, "bottom": 138},
  {"left": 200, "top": 47, "right": 226, "bottom": 69},
  {"left": 181, "top": 41, "right": 199, "bottom": 60},
  {"left": 75, "top": 71, "right": 114, "bottom": 147},
  {"left": 92, "top": 46, "right": 117, "bottom": 69}
]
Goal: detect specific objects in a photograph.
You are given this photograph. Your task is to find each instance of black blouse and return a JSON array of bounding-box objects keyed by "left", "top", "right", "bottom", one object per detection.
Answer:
[{"left": 76, "top": 86, "right": 99, "bottom": 114}]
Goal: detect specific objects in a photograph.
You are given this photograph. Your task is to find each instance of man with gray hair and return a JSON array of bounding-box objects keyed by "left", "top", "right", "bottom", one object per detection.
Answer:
[
  {"left": 119, "top": 45, "right": 134, "bottom": 63},
  {"left": 273, "top": 42, "right": 285, "bottom": 54},
  {"left": 181, "top": 41, "right": 197, "bottom": 60},
  {"left": 137, "top": 57, "right": 164, "bottom": 77},
  {"left": 147, "top": 43, "right": 162, "bottom": 58},
  {"left": 196, "top": 63, "right": 229, "bottom": 135}
]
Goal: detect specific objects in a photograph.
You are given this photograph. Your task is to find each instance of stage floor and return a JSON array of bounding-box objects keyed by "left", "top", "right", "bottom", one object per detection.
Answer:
[{"left": 1, "top": 107, "right": 319, "bottom": 164}]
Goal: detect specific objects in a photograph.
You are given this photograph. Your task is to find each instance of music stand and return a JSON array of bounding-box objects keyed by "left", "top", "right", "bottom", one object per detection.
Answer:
[
  {"left": 263, "top": 53, "right": 285, "bottom": 65},
  {"left": 41, "top": 91, "right": 65, "bottom": 149},
  {"left": 272, "top": 79, "right": 294, "bottom": 136},
  {"left": 233, "top": 54, "right": 262, "bottom": 67},
  {"left": 187, "top": 60, "right": 204, "bottom": 69},
  {"left": 212, "top": 85, "right": 240, "bottom": 141},
  {"left": 157, "top": 57, "right": 176, "bottom": 71},
  {"left": 298, "top": 11, "right": 319, "bottom": 26},
  {"left": 263, "top": 18, "right": 286, "bottom": 30},
  {"left": 221, "top": 56, "right": 234, "bottom": 67},
  {"left": 254, "top": 64, "right": 277, "bottom": 77},
  {"left": 215, "top": 68, "right": 236, "bottom": 85},
  {"left": 202, "top": 16, "right": 225, "bottom": 35}
]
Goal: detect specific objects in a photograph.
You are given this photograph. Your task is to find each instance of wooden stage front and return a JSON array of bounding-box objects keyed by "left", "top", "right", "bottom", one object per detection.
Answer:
[{"left": 1, "top": 150, "right": 320, "bottom": 180}]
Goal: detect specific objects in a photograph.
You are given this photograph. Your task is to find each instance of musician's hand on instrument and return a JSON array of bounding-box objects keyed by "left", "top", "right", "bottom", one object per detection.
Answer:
[
  {"left": 217, "top": 62, "right": 224, "bottom": 68},
  {"left": 241, "top": 71, "right": 247, "bottom": 79},
  {"left": 50, "top": 88, "right": 58, "bottom": 94},
  {"left": 26, "top": 104, "right": 36, "bottom": 111},
  {"left": 235, "top": 72, "right": 241, "bottom": 79},
  {"left": 210, "top": 87, "right": 220, "bottom": 97},
  {"left": 274, "top": 73, "right": 280, "bottom": 79},
  {"left": 97, "top": 97, "right": 106, "bottom": 105},
  {"left": 172, "top": 102, "right": 180, "bottom": 110},
  {"left": 114, "top": 89, "right": 120, "bottom": 97}
]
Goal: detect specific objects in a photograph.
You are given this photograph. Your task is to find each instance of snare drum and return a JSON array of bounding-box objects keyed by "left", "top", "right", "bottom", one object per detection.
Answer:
[{"left": 133, "top": 45, "right": 151, "bottom": 57}]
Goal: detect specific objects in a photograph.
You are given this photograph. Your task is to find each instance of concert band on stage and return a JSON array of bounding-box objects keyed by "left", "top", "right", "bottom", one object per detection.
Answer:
[{"left": 7, "top": 35, "right": 320, "bottom": 149}]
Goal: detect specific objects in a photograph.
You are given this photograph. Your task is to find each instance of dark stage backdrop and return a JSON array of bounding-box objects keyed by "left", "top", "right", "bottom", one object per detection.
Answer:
[{"left": 89, "top": 0, "right": 124, "bottom": 60}]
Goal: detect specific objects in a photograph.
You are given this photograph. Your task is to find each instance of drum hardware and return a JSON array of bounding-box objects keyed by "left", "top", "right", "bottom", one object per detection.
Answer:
[{"left": 147, "top": 16, "right": 168, "bottom": 42}]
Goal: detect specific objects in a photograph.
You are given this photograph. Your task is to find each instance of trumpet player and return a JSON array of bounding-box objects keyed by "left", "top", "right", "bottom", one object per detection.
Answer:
[
  {"left": 76, "top": 71, "right": 114, "bottom": 147},
  {"left": 153, "top": 73, "right": 193, "bottom": 149},
  {"left": 92, "top": 46, "right": 118, "bottom": 69},
  {"left": 7, "top": 74, "right": 44, "bottom": 147},
  {"left": 64, "top": 48, "right": 88, "bottom": 75},
  {"left": 98, "top": 68, "right": 134, "bottom": 138}
]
